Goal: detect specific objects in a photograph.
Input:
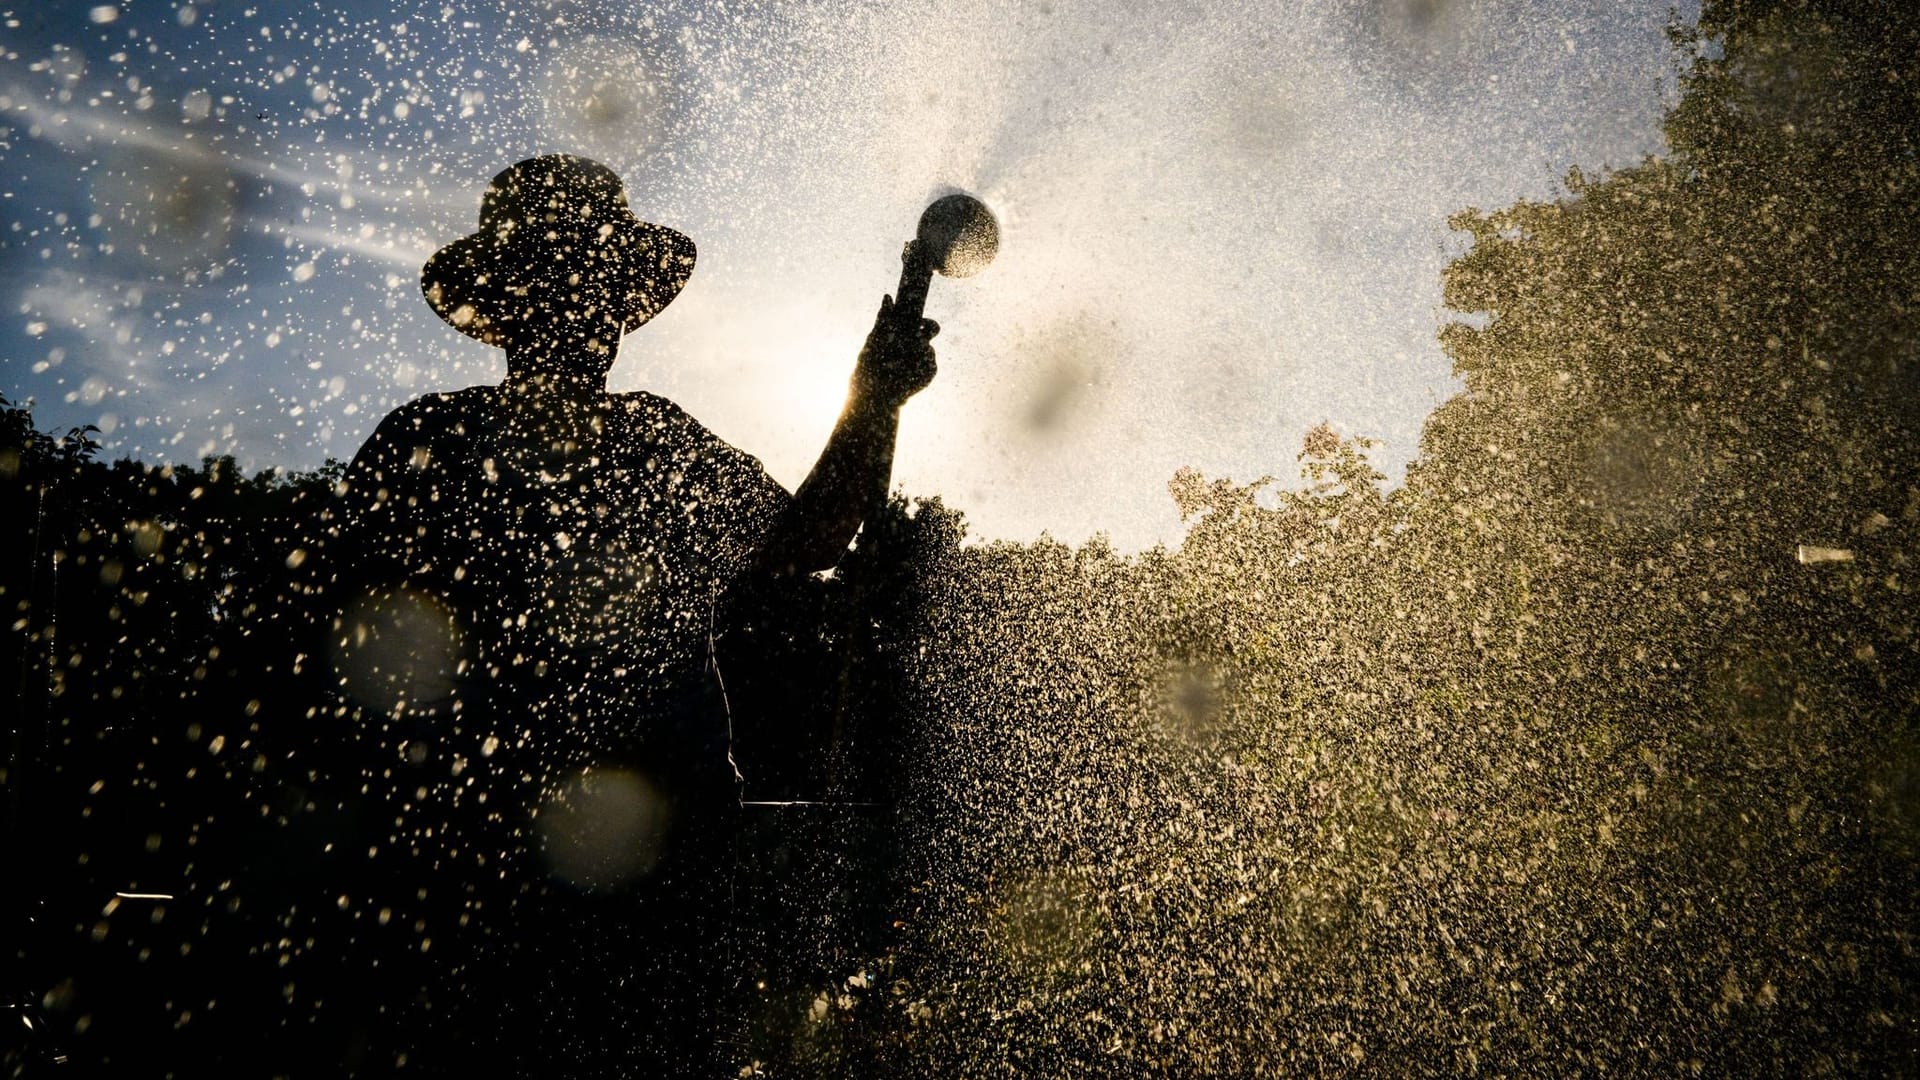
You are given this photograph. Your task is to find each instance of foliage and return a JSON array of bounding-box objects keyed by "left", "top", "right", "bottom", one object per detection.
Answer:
[{"left": 849, "top": 2, "right": 1920, "bottom": 1074}]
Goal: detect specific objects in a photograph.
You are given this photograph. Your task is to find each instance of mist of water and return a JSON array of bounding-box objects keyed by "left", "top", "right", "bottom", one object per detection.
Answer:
[{"left": 3, "top": 0, "right": 1689, "bottom": 547}]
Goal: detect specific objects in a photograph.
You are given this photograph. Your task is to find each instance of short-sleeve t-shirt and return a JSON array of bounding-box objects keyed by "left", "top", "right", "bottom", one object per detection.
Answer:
[
  {"left": 337, "top": 384, "right": 791, "bottom": 795},
  {"left": 333, "top": 383, "right": 788, "bottom": 1073}
]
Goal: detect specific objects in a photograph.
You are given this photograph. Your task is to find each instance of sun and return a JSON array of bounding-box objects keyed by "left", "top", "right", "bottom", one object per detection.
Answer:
[{"left": 766, "top": 327, "right": 861, "bottom": 438}]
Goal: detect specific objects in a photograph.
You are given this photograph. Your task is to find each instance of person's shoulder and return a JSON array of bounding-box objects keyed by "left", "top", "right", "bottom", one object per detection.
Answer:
[
  {"left": 350, "top": 387, "right": 496, "bottom": 473},
  {"left": 373, "top": 385, "right": 495, "bottom": 436},
  {"left": 613, "top": 389, "right": 689, "bottom": 421},
  {"left": 612, "top": 390, "right": 708, "bottom": 438},
  {"left": 386, "top": 384, "right": 494, "bottom": 418}
]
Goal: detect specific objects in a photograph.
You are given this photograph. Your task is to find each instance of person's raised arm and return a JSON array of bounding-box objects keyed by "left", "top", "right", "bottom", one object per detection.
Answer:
[{"left": 758, "top": 295, "right": 938, "bottom": 574}]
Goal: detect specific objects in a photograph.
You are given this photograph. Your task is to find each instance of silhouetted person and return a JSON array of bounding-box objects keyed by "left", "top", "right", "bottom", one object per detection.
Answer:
[{"left": 330, "top": 154, "right": 936, "bottom": 1076}]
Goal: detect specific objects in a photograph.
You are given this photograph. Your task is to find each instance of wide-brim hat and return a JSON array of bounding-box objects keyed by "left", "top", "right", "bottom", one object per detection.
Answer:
[{"left": 421, "top": 154, "right": 695, "bottom": 346}]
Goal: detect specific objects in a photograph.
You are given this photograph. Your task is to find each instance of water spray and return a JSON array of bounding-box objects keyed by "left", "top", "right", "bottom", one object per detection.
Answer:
[{"left": 891, "top": 192, "right": 999, "bottom": 324}]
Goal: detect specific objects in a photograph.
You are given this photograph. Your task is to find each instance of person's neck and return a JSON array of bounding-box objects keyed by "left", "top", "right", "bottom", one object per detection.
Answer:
[
  {"left": 503, "top": 340, "right": 614, "bottom": 400},
  {"left": 502, "top": 365, "right": 607, "bottom": 402}
]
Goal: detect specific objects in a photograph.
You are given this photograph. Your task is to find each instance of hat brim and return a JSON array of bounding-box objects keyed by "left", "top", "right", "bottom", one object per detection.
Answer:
[{"left": 421, "top": 219, "right": 696, "bottom": 346}]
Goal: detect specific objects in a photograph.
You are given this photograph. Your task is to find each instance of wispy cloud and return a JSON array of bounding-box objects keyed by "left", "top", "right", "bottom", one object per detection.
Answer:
[
  {"left": 0, "top": 80, "right": 457, "bottom": 210},
  {"left": 248, "top": 219, "right": 437, "bottom": 268}
]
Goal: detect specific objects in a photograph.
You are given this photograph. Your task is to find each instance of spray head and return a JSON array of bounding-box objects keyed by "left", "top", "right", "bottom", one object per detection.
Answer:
[
  {"left": 894, "top": 191, "right": 998, "bottom": 322},
  {"left": 917, "top": 193, "right": 999, "bottom": 277}
]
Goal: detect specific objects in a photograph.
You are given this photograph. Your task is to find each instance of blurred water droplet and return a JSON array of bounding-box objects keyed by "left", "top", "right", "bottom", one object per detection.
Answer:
[
  {"left": 89, "top": 149, "right": 236, "bottom": 270},
  {"left": 536, "top": 769, "right": 670, "bottom": 890},
  {"left": 329, "top": 588, "right": 467, "bottom": 715},
  {"left": 540, "top": 37, "right": 678, "bottom": 162}
]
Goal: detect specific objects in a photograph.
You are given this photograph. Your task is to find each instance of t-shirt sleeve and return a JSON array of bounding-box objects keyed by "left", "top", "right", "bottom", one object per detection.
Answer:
[
  {"left": 627, "top": 395, "right": 792, "bottom": 582},
  {"left": 336, "top": 396, "right": 462, "bottom": 585}
]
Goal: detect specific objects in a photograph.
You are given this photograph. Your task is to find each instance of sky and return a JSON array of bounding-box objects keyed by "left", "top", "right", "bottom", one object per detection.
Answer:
[{"left": 0, "top": 0, "right": 1698, "bottom": 549}]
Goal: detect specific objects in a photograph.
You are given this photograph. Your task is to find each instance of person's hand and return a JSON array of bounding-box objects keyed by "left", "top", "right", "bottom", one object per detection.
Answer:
[{"left": 853, "top": 294, "right": 938, "bottom": 410}]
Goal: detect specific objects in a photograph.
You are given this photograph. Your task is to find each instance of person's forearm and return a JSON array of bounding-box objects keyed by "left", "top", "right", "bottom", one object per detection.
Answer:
[
  {"left": 754, "top": 292, "right": 934, "bottom": 575},
  {"left": 765, "top": 386, "right": 900, "bottom": 573}
]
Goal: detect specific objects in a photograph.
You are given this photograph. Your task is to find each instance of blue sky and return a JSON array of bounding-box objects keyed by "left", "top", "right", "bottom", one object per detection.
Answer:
[{"left": 1, "top": 0, "right": 1697, "bottom": 548}]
